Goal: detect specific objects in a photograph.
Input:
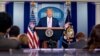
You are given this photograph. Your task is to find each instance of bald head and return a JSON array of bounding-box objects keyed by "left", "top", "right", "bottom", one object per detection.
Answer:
[{"left": 46, "top": 8, "right": 53, "bottom": 18}]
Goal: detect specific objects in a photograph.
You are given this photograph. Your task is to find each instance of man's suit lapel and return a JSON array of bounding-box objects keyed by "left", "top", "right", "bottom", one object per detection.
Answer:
[
  {"left": 45, "top": 17, "right": 47, "bottom": 27},
  {"left": 52, "top": 18, "right": 55, "bottom": 27}
]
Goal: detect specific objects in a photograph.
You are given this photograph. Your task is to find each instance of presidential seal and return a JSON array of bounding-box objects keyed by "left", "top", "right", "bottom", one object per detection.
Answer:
[
  {"left": 64, "top": 25, "right": 74, "bottom": 44},
  {"left": 45, "top": 29, "right": 53, "bottom": 37},
  {"left": 66, "top": 25, "right": 74, "bottom": 38},
  {"left": 64, "top": 25, "right": 74, "bottom": 39}
]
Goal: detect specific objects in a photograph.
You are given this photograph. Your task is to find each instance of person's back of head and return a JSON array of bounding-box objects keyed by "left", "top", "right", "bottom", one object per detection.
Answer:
[
  {"left": 76, "top": 32, "right": 85, "bottom": 41},
  {"left": 18, "top": 34, "right": 29, "bottom": 48},
  {"left": 0, "top": 12, "right": 12, "bottom": 33},
  {"left": 68, "top": 32, "right": 87, "bottom": 49},
  {"left": 90, "top": 24, "right": 100, "bottom": 43},
  {"left": 87, "top": 24, "right": 100, "bottom": 52},
  {"left": 9, "top": 25, "right": 20, "bottom": 37}
]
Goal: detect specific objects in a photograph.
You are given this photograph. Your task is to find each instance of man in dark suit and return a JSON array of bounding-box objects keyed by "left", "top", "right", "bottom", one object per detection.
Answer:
[
  {"left": 0, "top": 12, "right": 20, "bottom": 51},
  {"left": 37, "top": 8, "right": 59, "bottom": 48},
  {"left": 37, "top": 8, "right": 59, "bottom": 27}
]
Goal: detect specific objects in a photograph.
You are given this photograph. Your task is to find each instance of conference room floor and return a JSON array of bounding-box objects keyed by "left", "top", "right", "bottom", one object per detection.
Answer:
[{"left": 0, "top": 49, "right": 100, "bottom": 56}]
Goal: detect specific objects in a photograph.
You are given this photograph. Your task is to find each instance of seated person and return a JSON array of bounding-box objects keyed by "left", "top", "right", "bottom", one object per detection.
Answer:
[
  {"left": 8, "top": 25, "right": 20, "bottom": 40},
  {"left": 68, "top": 32, "right": 87, "bottom": 49},
  {"left": 85, "top": 24, "right": 100, "bottom": 52},
  {"left": 0, "top": 12, "right": 20, "bottom": 50},
  {"left": 18, "top": 34, "right": 29, "bottom": 48}
]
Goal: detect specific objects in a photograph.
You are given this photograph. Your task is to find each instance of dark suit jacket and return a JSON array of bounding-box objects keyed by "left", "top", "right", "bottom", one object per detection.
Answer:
[
  {"left": 37, "top": 17, "right": 59, "bottom": 48},
  {"left": 37, "top": 17, "right": 59, "bottom": 27},
  {"left": 0, "top": 35, "right": 20, "bottom": 50}
]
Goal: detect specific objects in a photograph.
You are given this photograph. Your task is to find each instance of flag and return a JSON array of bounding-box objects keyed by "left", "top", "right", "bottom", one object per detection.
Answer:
[
  {"left": 64, "top": 7, "right": 75, "bottom": 44},
  {"left": 58, "top": 8, "right": 72, "bottom": 48},
  {"left": 64, "top": 8, "right": 71, "bottom": 29},
  {"left": 27, "top": 22, "right": 39, "bottom": 48},
  {"left": 27, "top": 5, "right": 39, "bottom": 48},
  {"left": 65, "top": 8, "right": 71, "bottom": 23}
]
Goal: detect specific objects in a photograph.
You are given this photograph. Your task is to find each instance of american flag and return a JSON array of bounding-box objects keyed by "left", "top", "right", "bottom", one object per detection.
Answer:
[{"left": 27, "top": 6, "right": 39, "bottom": 48}]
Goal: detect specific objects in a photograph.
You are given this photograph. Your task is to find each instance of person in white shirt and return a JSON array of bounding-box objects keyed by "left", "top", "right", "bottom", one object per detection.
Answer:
[
  {"left": 37, "top": 8, "right": 59, "bottom": 27},
  {"left": 37, "top": 8, "right": 59, "bottom": 48}
]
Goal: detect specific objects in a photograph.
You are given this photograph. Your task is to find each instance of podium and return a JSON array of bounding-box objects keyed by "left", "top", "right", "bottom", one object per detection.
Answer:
[{"left": 35, "top": 27, "right": 64, "bottom": 48}]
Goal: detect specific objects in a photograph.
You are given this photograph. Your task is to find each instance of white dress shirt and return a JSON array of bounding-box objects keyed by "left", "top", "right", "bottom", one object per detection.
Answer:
[{"left": 47, "top": 17, "right": 52, "bottom": 27}]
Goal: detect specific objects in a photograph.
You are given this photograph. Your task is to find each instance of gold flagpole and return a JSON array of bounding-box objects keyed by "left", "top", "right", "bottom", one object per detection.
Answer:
[
  {"left": 30, "top": 1, "right": 35, "bottom": 22},
  {"left": 31, "top": 1, "right": 35, "bottom": 7},
  {"left": 66, "top": 0, "right": 71, "bottom": 9},
  {"left": 66, "top": 0, "right": 71, "bottom": 6},
  {"left": 64, "top": 0, "right": 74, "bottom": 44}
]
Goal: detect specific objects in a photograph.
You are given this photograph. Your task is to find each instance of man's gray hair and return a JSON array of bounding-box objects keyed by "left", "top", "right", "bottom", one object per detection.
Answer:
[{"left": 46, "top": 8, "right": 53, "bottom": 12}]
